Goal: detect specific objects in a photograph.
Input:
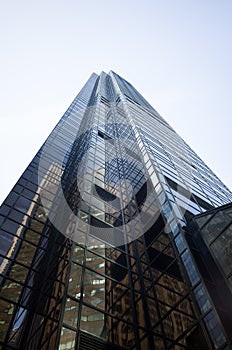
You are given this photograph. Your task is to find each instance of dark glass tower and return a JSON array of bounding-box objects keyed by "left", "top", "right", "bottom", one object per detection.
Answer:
[{"left": 0, "top": 71, "right": 232, "bottom": 350}]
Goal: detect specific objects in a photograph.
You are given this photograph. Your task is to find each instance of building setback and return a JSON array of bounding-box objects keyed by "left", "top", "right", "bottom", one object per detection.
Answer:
[{"left": 0, "top": 71, "right": 232, "bottom": 350}]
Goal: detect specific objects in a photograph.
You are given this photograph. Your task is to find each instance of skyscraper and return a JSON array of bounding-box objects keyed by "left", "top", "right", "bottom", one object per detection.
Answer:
[{"left": 0, "top": 71, "right": 231, "bottom": 350}]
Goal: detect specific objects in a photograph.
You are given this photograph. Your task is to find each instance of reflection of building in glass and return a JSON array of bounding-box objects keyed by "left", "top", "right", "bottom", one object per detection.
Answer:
[{"left": 0, "top": 71, "right": 232, "bottom": 349}]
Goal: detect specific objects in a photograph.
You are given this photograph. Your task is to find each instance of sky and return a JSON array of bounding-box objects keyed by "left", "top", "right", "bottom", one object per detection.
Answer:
[{"left": 0, "top": 0, "right": 232, "bottom": 205}]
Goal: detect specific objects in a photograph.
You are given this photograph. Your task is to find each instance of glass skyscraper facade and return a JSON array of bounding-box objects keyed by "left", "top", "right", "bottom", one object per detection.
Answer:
[{"left": 0, "top": 71, "right": 232, "bottom": 350}]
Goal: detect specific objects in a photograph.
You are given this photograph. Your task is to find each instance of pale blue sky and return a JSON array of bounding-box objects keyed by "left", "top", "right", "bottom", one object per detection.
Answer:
[{"left": 0, "top": 0, "right": 232, "bottom": 204}]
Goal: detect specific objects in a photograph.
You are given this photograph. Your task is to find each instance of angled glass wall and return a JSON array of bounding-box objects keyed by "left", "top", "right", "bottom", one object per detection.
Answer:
[{"left": 186, "top": 203, "right": 232, "bottom": 346}]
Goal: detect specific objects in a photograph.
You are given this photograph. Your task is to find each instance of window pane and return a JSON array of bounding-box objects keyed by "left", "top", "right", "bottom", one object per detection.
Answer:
[
  {"left": 63, "top": 298, "right": 79, "bottom": 328},
  {"left": 83, "top": 269, "right": 105, "bottom": 310},
  {"left": 204, "top": 311, "right": 226, "bottom": 348},
  {"left": 210, "top": 224, "right": 232, "bottom": 276},
  {"left": 80, "top": 305, "right": 105, "bottom": 338},
  {"left": 59, "top": 327, "right": 76, "bottom": 350},
  {"left": 0, "top": 300, "right": 15, "bottom": 342},
  {"left": 68, "top": 263, "right": 82, "bottom": 299}
]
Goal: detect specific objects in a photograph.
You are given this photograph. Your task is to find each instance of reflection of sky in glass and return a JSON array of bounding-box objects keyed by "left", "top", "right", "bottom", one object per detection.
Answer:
[{"left": 12, "top": 307, "right": 27, "bottom": 330}]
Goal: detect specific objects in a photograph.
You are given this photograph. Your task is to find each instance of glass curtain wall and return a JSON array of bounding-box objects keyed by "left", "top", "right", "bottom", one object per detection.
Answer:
[{"left": 0, "top": 71, "right": 232, "bottom": 350}]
